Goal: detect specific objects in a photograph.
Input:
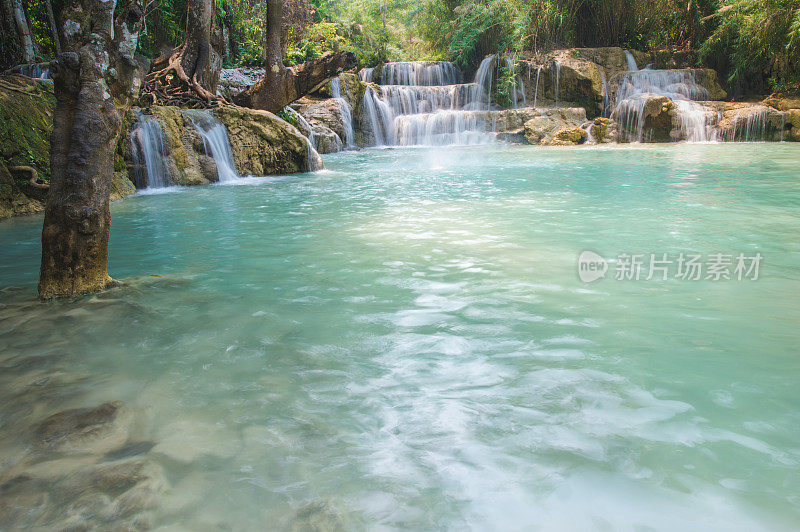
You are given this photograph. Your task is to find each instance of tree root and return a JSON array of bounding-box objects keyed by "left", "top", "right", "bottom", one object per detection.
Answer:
[
  {"left": 9, "top": 165, "right": 48, "bottom": 188},
  {"left": 139, "top": 47, "right": 226, "bottom": 108}
]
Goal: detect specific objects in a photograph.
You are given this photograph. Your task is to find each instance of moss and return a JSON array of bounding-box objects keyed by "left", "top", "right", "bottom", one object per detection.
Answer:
[
  {"left": 0, "top": 75, "right": 56, "bottom": 182},
  {"left": 214, "top": 106, "right": 314, "bottom": 175},
  {"left": 111, "top": 171, "right": 137, "bottom": 201}
]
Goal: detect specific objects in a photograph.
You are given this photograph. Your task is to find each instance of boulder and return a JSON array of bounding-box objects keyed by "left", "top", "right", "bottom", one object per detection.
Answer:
[
  {"left": 32, "top": 401, "right": 133, "bottom": 455},
  {"left": 215, "top": 106, "right": 323, "bottom": 174},
  {"left": 523, "top": 108, "right": 588, "bottom": 145},
  {"left": 589, "top": 117, "right": 619, "bottom": 144},
  {"left": 301, "top": 99, "right": 351, "bottom": 147},
  {"left": 218, "top": 67, "right": 266, "bottom": 99},
  {"left": 552, "top": 127, "right": 588, "bottom": 145}
]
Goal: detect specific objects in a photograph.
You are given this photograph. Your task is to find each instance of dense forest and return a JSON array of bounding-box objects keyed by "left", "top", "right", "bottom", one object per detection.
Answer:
[{"left": 2, "top": 0, "right": 800, "bottom": 97}]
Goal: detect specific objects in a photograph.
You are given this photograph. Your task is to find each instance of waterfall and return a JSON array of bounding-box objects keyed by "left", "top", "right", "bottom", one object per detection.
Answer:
[
  {"left": 331, "top": 78, "right": 355, "bottom": 148},
  {"left": 381, "top": 61, "right": 460, "bottom": 86},
  {"left": 282, "top": 106, "right": 324, "bottom": 167},
  {"left": 473, "top": 56, "right": 495, "bottom": 111},
  {"left": 130, "top": 111, "right": 173, "bottom": 189},
  {"left": 183, "top": 109, "right": 239, "bottom": 183},
  {"left": 555, "top": 61, "right": 562, "bottom": 107},
  {"left": 533, "top": 66, "right": 542, "bottom": 108},
  {"left": 599, "top": 68, "right": 609, "bottom": 118},
  {"left": 359, "top": 67, "right": 375, "bottom": 82},
  {"left": 612, "top": 69, "right": 718, "bottom": 143},
  {"left": 625, "top": 51, "right": 639, "bottom": 72},
  {"left": 725, "top": 107, "right": 772, "bottom": 142},
  {"left": 504, "top": 56, "right": 526, "bottom": 109},
  {"left": 359, "top": 59, "right": 496, "bottom": 147}
]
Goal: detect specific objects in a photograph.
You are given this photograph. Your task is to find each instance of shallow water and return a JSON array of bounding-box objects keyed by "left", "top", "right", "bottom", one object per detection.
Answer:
[{"left": 1, "top": 144, "right": 800, "bottom": 530}]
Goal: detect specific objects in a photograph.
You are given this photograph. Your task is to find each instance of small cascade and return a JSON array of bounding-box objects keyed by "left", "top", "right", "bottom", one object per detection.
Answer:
[
  {"left": 330, "top": 78, "right": 355, "bottom": 147},
  {"left": 625, "top": 51, "right": 639, "bottom": 72},
  {"left": 725, "top": 107, "right": 773, "bottom": 142},
  {"left": 130, "top": 111, "right": 173, "bottom": 189},
  {"left": 283, "top": 106, "right": 324, "bottom": 167},
  {"left": 473, "top": 56, "right": 495, "bottom": 112},
  {"left": 555, "top": 61, "right": 562, "bottom": 107},
  {"left": 504, "top": 56, "right": 526, "bottom": 109},
  {"left": 612, "top": 68, "right": 718, "bottom": 142},
  {"left": 359, "top": 67, "right": 375, "bottom": 82},
  {"left": 360, "top": 58, "right": 498, "bottom": 146},
  {"left": 533, "top": 66, "right": 542, "bottom": 108},
  {"left": 183, "top": 109, "right": 239, "bottom": 183},
  {"left": 381, "top": 61, "right": 460, "bottom": 86}
]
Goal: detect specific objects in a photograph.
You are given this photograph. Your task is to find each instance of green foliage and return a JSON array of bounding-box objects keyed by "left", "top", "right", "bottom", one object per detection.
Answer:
[
  {"left": 701, "top": 0, "right": 800, "bottom": 94},
  {"left": 276, "top": 107, "right": 298, "bottom": 126}
]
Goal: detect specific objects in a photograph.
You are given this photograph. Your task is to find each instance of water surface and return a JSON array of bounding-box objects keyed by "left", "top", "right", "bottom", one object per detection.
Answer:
[{"left": 1, "top": 145, "right": 799, "bottom": 530}]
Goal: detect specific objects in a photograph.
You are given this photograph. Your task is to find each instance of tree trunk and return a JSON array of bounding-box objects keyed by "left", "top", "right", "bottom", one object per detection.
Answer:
[
  {"left": 45, "top": 0, "right": 61, "bottom": 55},
  {"left": 8, "top": 0, "right": 35, "bottom": 63},
  {"left": 234, "top": 0, "right": 357, "bottom": 112},
  {"left": 38, "top": 0, "right": 144, "bottom": 299},
  {"left": 140, "top": 0, "right": 224, "bottom": 107}
]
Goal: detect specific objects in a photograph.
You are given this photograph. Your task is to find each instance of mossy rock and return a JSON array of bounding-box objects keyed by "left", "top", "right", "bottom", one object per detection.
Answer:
[
  {"left": 215, "top": 106, "right": 321, "bottom": 175},
  {"left": 0, "top": 75, "right": 55, "bottom": 181}
]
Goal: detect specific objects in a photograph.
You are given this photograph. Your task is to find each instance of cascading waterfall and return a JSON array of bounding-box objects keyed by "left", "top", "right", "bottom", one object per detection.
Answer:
[
  {"left": 533, "top": 66, "right": 542, "bottom": 108},
  {"left": 381, "top": 61, "right": 460, "bottom": 86},
  {"left": 330, "top": 78, "right": 355, "bottom": 148},
  {"left": 359, "top": 67, "right": 375, "bottom": 82},
  {"left": 554, "top": 61, "right": 562, "bottom": 107},
  {"left": 625, "top": 51, "right": 639, "bottom": 72},
  {"left": 359, "top": 58, "right": 498, "bottom": 146},
  {"left": 504, "top": 56, "right": 526, "bottom": 109},
  {"left": 130, "top": 111, "right": 173, "bottom": 189},
  {"left": 283, "top": 106, "right": 324, "bottom": 166},
  {"left": 612, "top": 67, "right": 719, "bottom": 143},
  {"left": 725, "top": 107, "right": 774, "bottom": 142},
  {"left": 183, "top": 109, "right": 240, "bottom": 183}
]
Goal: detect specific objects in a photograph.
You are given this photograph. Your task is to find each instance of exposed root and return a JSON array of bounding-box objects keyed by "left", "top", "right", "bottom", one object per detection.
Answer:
[{"left": 139, "top": 46, "right": 226, "bottom": 108}]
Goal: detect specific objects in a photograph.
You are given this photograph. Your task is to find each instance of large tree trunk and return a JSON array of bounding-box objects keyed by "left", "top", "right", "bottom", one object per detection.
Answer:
[
  {"left": 234, "top": 0, "right": 356, "bottom": 112},
  {"left": 7, "top": 0, "right": 35, "bottom": 63},
  {"left": 38, "top": 0, "right": 144, "bottom": 299},
  {"left": 140, "top": 0, "right": 224, "bottom": 107}
]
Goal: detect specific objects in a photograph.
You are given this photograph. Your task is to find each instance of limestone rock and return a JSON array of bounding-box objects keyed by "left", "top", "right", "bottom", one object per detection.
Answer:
[
  {"left": 589, "top": 117, "right": 619, "bottom": 144},
  {"left": 146, "top": 106, "right": 215, "bottom": 186},
  {"left": 215, "top": 106, "right": 323, "bottom": 174},
  {"left": 218, "top": 67, "right": 266, "bottom": 99},
  {"left": 523, "top": 108, "right": 588, "bottom": 145},
  {"left": 717, "top": 103, "right": 787, "bottom": 142},
  {"left": 32, "top": 401, "right": 133, "bottom": 455},
  {"left": 552, "top": 127, "right": 588, "bottom": 145}
]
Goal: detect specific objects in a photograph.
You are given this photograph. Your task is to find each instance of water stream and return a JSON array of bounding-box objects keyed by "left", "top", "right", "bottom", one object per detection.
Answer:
[{"left": 183, "top": 109, "right": 240, "bottom": 183}]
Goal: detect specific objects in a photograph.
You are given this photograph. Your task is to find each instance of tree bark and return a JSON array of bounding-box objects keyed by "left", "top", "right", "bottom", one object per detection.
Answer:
[
  {"left": 234, "top": 0, "right": 357, "bottom": 112},
  {"left": 139, "top": 0, "right": 224, "bottom": 107},
  {"left": 38, "top": 0, "right": 144, "bottom": 299},
  {"left": 45, "top": 0, "right": 61, "bottom": 55},
  {"left": 234, "top": 50, "right": 357, "bottom": 112},
  {"left": 8, "top": 0, "right": 35, "bottom": 63}
]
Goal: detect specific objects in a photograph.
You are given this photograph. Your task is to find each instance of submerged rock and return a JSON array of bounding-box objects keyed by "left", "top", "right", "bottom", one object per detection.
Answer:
[{"left": 33, "top": 401, "right": 133, "bottom": 455}]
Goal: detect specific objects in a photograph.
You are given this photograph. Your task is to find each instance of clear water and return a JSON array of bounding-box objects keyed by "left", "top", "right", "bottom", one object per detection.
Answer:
[{"left": 1, "top": 145, "right": 800, "bottom": 530}]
